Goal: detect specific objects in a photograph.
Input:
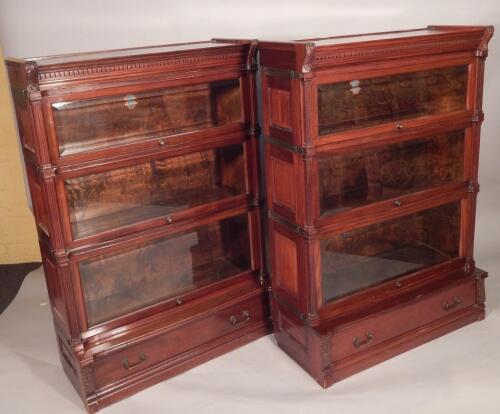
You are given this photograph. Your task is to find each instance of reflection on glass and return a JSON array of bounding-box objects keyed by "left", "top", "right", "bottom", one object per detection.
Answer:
[
  {"left": 80, "top": 214, "right": 251, "bottom": 326},
  {"left": 319, "top": 131, "right": 464, "bottom": 216},
  {"left": 53, "top": 79, "right": 242, "bottom": 155},
  {"left": 321, "top": 203, "right": 460, "bottom": 303},
  {"left": 318, "top": 66, "right": 467, "bottom": 135},
  {"left": 65, "top": 145, "right": 245, "bottom": 239}
]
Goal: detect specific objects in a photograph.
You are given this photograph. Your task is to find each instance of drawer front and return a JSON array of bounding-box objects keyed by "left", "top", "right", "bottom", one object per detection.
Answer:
[
  {"left": 317, "top": 65, "right": 468, "bottom": 138},
  {"left": 330, "top": 277, "right": 477, "bottom": 361},
  {"left": 50, "top": 79, "right": 243, "bottom": 159},
  {"left": 93, "top": 293, "right": 267, "bottom": 387}
]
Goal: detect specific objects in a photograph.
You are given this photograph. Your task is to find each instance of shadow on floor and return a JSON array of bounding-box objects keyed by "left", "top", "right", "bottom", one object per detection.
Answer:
[{"left": 0, "top": 262, "right": 41, "bottom": 314}]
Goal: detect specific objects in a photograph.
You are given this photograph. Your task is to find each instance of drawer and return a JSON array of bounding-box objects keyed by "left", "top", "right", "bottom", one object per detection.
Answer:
[
  {"left": 93, "top": 292, "right": 267, "bottom": 387},
  {"left": 330, "top": 277, "right": 477, "bottom": 361}
]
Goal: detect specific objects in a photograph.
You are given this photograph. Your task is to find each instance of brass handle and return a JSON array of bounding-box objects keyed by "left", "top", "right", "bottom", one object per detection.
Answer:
[
  {"left": 158, "top": 139, "right": 165, "bottom": 146},
  {"left": 396, "top": 122, "right": 404, "bottom": 130},
  {"left": 394, "top": 199, "right": 402, "bottom": 207},
  {"left": 442, "top": 296, "right": 461, "bottom": 311},
  {"left": 229, "top": 310, "right": 250, "bottom": 327},
  {"left": 353, "top": 332, "right": 374, "bottom": 348},
  {"left": 123, "top": 353, "right": 147, "bottom": 370},
  {"left": 166, "top": 216, "right": 173, "bottom": 224}
]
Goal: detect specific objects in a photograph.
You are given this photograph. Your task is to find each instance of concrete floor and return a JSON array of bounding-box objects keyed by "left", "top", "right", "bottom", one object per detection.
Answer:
[{"left": 1, "top": 182, "right": 499, "bottom": 414}]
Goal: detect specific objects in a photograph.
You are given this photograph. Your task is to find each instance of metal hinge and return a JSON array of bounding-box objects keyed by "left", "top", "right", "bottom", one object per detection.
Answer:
[
  {"left": 467, "top": 182, "right": 480, "bottom": 193},
  {"left": 52, "top": 248, "right": 71, "bottom": 265},
  {"left": 264, "top": 135, "right": 310, "bottom": 157},
  {"left": 245, "top": 63, "right": 259, "bottom": 71},
  {"left": 37, "top": 165, "right": 57, "bottom": 179},
  {"left": 248, "top": 125, "right": 261, "bottom": 136},
  {"left": 295, "top": 146, "right": 307, "bottom": 156},
  {"left": 251, "top": 198, "right": 265, "bottom": 208},
  {"left": 265, "top": 67, "right": 302, "bottom": 79},
  {"left": 268, "top": 211, "right": 309, "bottom": 238},
  {"left": 258, "top": 271, "right": 269, "bottom": 286},
  {"left": 471, "top": 112, "right": 485, "bottom": 123},
  {"left": 474, "top": 49, "right": 488, "bottom": 58}
]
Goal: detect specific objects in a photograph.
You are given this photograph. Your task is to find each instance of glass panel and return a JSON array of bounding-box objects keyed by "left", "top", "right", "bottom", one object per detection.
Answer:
[
  {"left": 321, "top": 202, "right": 461, "bottom": 303},
  {"left": 80, "top": 214, "right": 251, "bottom": 326},
  {"left": 53, "top": 79, "right": 242, "bottom": 156},
  {"left": 319, "top": 130, "right": 465, "bottom": 216},
  {"left": 318, "top": 66, "right": 467, "bottom": 135},
  {"left": 65, "top": 145, "right": 245, "bottom": 239}
]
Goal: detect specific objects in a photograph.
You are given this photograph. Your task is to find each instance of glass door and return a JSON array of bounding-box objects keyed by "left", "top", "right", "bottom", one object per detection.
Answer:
[
  {"left": 51, "top": 79, "right": 242, "bottom": 157},
  {"left": 318, "top": 130, "right": 465, "bottom": 217},
  {"left": 320, "top": 202, "right": 461, "bottom": 303},
  {"left": 79, "top": 213, "right": 252, "bottom": 326},
  {"left": 63, "top": 144, "right": 246, "bottom": 240},
  {"left": 317, "top": 65, "right": 468, "bottom": 137}
]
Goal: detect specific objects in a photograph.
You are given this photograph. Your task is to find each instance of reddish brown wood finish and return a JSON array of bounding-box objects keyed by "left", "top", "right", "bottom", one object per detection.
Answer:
[
  {"left": 6, "top": 40, "right": 271, "bottom": 412},
  {"left": 261, "top": 26, "right": 493, "bottom": 387}
]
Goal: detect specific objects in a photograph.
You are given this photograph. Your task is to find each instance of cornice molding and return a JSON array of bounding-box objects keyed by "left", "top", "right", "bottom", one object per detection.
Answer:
[
  {"left": 310, "top": 37, "right": 481, "bottom": 68},
  {"left": 37, "top": 49, "right": 247, "bottom": 83}
]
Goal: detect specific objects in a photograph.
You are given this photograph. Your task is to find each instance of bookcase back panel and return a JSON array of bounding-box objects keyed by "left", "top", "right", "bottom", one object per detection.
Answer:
[
  {"left": 321, "top": 201, "right": 461, "bottom": 303},
  {"left": 65, "top": 144, "right": 246, "bottom": 239},
  {"left": 317, "top": 65, "right": 467, "bottom": 136},
  {"left": 318, "top": 130, "right": 465, "bottom": 217},
  {"left": 79, "top": 213, "right": 251, "bottom": 326},
  {"left": 52, "top": 79, "right": 242, "bottom": 156}
]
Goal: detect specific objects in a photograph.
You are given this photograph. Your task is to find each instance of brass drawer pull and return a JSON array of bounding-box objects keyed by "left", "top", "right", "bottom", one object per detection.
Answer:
[
  {"left": 396, "top": 122, "right": 404, "bottom": 130},
  {"left": 122, "top": 353, "right": 147, "bottom": 370},
  {"left": 158, "top": 139, "right": 165, "bottom": 146},
  {"left": 394, "top": 199, "right": 402, "bottom": 207},
  {"left": 165, "top": 216, "right": 173, "bottom": 224},
  {"left": 442, "top": 296, "right": 461, "bottom": 311},
  {"left": 229, "top": 310, "right": 250, "bottom": 327},
  {"left": 353, "top": 332, "right": 374, "bottom": 348}
]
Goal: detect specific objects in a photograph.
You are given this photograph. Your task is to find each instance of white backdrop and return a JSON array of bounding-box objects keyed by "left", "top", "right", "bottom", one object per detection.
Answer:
[
  {"left": 0, "top": 0, "right": 498, "bottom": 182},
  {"left": 1, "top": 3, "right": 500, "bottom": 413}
]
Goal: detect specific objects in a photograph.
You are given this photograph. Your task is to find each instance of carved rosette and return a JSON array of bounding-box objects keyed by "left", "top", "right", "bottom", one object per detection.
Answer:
[
  {"left": 81, "top": 365, "right": 97, "bottom": 395},
  {"left": 302, "top": 42, "right": 315, "bottom": 73},
  {"left": 24, "top": 61, "right": 41, "bottom": 100},
  {"left": 320, "top": 334, "right": 332, "bottom": 369},
  {"left": 247, "top": 40, "right": 259, "bottom": 71}
]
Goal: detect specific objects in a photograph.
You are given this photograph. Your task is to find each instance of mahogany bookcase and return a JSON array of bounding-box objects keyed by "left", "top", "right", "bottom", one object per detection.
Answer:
[
  {"left": 259, "top": 25, "right": 493, "bottom": 387},
  {"left": 6, "top": 40, "right": 271, "bottom": 412}
]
